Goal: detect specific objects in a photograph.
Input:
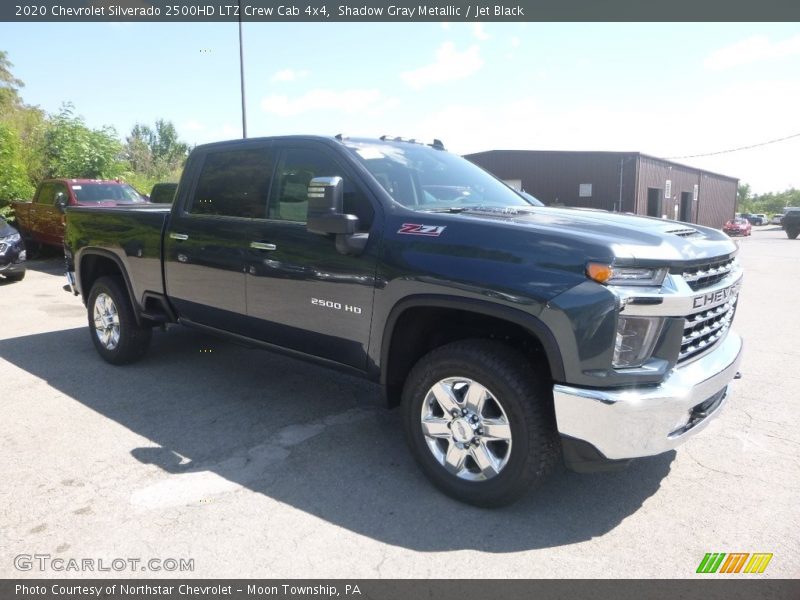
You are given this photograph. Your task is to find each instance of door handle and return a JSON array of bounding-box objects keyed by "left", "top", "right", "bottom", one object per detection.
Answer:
[
  {"left": 170, "top": 232, "right": 189, "bottom": 241},
  {"left": 250, "top": 241, "right": 277, "bottom": 251}
]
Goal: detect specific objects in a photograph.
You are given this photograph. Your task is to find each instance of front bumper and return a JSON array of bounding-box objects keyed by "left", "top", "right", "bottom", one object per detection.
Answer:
[
  {"left": 0, "top": 246, "right": 26, "bottom": 273},
  {"left": 553, "top": 330, "right": 742, "bottom": 460}
]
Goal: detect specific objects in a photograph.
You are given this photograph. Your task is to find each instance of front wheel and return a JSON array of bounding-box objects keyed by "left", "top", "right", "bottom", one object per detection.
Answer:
[
  {"left": 401, "top": 339, "right": 559, "bottom": 507},
  {"left": 87, "top": 276, "right": 152, "bottom": 365}
]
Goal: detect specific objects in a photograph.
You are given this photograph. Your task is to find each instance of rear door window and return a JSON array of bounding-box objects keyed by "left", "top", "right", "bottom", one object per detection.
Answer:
[
  {"left": 35, "top": 183, "right": 55, "bottom": 205},
  {"left": 189, "top": 147, "right": 274, "bottom": 219}
]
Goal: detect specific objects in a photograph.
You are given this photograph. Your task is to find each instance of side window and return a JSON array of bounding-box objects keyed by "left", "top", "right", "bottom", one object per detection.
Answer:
[
  {"left": 53, "top": 183, "right": 69, "bottom": 202},
  {"left": 190, "top": 148, "right": 273, "bottom": 218},
  {"left": 271, "top": 148, "right": 374, "bottom": 230},
  {"left": 36, "top": 183, "right": 55, "bottom": 205}
]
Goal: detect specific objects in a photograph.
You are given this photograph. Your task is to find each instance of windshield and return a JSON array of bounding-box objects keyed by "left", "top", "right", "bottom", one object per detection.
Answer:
[
  {"left": 149, "top": 184, "right": 177, "bottom": 203},
  {"left": 345, "top": 141, "right": 532, "bottom": 211},
  {"left": 72, "top": 183, "right": 146, "bottom": 203}
]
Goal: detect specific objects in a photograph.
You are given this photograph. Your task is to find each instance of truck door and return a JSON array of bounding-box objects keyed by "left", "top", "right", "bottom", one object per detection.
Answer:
[
  {"left": 29, "top": 182, "right": 55, "bottom": 244},
  {"left": 244, "top": 143, "right": 379, "bottom": 370},
  {"left": 164, "top": 143, "right": 274, "bottom": 335},
  {"left": 46, "top": 181, "right": 70, "bottom": 245}
]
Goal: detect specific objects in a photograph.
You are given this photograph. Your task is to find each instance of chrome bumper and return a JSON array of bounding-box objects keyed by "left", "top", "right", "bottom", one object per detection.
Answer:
[{"left": 553, "top": 331, "right": 743, "bottom": 460}]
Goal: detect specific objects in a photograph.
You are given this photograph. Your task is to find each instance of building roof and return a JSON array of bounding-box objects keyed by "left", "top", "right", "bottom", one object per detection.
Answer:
[{"left": 464, "top": 149, "right": 738, "bottom": 183}]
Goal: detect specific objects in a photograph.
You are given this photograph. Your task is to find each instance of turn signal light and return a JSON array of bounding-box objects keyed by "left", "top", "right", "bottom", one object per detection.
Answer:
[{"left": 586, "top": 262, "right": 613, "bottom": 284}]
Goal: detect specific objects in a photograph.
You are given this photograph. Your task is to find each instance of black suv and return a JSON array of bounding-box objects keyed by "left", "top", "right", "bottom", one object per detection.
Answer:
[
  {"left": 0, "top": 216, "right": 26, "bottom": 282},
  {"left": 782, "top": 209, "right": 800, "bottom": 239}
]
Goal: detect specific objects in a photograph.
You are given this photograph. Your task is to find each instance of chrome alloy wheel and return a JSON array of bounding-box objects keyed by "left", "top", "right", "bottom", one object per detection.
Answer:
[
  {"left": 93, "top": 292, "right": 120, "bottom": 350},
  {"left": 420, "top": 377, "right": 513, "bottom": 481}
]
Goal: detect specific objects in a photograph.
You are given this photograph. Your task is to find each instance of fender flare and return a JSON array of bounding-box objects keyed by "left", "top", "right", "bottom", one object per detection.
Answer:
[
  {"left": 378, "top": 294, "right": 566, "bottom": 386},
  {"left": 75, "top": 247, "right": 143, "bottom": 325}
]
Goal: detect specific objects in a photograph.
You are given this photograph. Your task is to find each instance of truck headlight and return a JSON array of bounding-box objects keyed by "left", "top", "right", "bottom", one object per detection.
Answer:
[
  {"left": 613, "top": 315, "right": 664, "bottom": 368},
  {"left": 0, "top": 232, "right": 21, "bottom": 244},
  {"left": 587, "top": 263, "right": 668, "bottom": 287}
]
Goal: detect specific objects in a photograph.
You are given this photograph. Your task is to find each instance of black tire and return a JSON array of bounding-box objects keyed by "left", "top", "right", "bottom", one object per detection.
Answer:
[
  {"left": 22, "top": 237, "right": 41, "bottom": 259},
  {"left": 787, "top": 228, "right": 799, "bottom": 240},
  {"left": 87, "top": 276, "right": 152, "bottom": 365},
  {"left": 401, "top": 339, "right": 560, "bottom": 507},
  {"left": 3, "top": 270, "right": 25, "bottom": 282}
]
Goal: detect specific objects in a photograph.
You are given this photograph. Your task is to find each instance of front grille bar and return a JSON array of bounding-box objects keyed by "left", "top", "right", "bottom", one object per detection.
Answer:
[
  {"left": 679, "top": 300, "right": 737, "bottom": 363},
  {"left": 682, "top": 259, "right": 735, "bottom": 283}
]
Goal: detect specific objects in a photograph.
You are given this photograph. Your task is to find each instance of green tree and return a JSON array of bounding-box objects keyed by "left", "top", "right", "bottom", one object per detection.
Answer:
[
  {"left": 0, "top": 123, "right": 35, "bottom": 219},
  {"left": 0, "top": 50, "right": 24, "bottom": 113},
  {"left": 125, "top": 123, "right": 154, "bottom": 174},
  {"left": 747, "top": 188, "right": 800, "bottom": 216},
  {"left": 12, "top": 105, "right": 48, "bottom": 184},
  {"left": 121, "top": 119, "right": 188, "bottom": 194},
  {"left": 124, "top": 119, "right": 188, "bottom": 178},
  {"left": 736, "top": 182, "right": 752, "bottom": 211},
  {"left": 43, "top": 104, "right": 124, "bottom": 179},
  {"left": 0, "top": 52, "right": 38, "bottom": 218}
]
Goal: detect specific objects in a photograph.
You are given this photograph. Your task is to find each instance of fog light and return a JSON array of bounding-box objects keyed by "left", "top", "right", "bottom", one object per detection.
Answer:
[{"left": 613, "top": 315, "right": 664, "bottom": 368}]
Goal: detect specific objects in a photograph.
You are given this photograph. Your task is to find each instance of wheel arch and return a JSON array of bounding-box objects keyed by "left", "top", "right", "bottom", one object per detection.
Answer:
[
  {"left": 76, "top": 249, "right": 143, "bottom": 325},
  {"left": 379, "top": 295, "right": 565, "bottom": 408}
]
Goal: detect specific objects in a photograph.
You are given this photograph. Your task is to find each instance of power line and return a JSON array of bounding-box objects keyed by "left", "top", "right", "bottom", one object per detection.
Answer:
[{"left": 664, "top": 132, "right": 800, "bottom": 160}]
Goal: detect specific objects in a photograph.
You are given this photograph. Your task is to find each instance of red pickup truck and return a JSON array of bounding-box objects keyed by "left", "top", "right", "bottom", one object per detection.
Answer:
[{"left": 12, "top": 178, "right": 148, "bottom": 247}]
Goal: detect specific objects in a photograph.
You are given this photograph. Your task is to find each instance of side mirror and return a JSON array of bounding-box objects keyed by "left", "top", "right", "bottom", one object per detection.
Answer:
[
  {"left": 307, "top": 177, "right": 357, "bottom": 235},
  {"left": 306, "top": 176, "right": 368, "bottom": 255},
  {"left": 55, "top": 193, "right": 69, "bottom": 212}
]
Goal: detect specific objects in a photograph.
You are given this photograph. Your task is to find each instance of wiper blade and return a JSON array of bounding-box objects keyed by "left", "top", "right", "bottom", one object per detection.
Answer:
[
  {"left": 416, "top": 206, "right": 471, "bottom": 213},
  {"left": 418, "top": 205, "right": 536, "bottom": 215}
]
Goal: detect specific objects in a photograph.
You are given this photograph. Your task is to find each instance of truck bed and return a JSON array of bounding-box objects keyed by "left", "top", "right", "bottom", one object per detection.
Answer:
[{"left": 65, "top": 204, "right": 171, "bottom": 305}]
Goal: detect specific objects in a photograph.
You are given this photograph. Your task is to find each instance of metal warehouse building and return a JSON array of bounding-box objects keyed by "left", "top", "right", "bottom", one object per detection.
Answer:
[{"left": 465, "top": 150, "right": 738, "bottom": 229}]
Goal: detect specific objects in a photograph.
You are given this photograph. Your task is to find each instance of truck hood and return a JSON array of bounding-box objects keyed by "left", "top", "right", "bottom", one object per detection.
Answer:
[
  {"left": 0, "top": 220, "right": 17, "bottom": 237},
  {"left": 453, "top": 206, "right": 737, "bottom": 264}
]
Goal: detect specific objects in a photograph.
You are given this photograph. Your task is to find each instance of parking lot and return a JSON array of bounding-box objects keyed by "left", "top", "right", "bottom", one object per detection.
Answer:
[{"left": 1, "top": 227, "right": 798, "bottom": 579}]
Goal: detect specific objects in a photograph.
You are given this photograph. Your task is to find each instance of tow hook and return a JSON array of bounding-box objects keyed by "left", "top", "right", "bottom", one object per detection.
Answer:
[{"left": 734, "top": 372, "right": 742, "bottom": 380}]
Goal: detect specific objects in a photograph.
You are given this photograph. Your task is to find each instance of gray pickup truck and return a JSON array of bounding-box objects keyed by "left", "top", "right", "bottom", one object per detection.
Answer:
[{"left": 64, "top": 135, "right": 744, "bottom": 506}]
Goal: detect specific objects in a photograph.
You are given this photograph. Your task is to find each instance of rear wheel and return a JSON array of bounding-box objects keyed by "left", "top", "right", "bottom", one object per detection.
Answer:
[
  {"left": 87, "top": 276, "right": 152, "bottom": 364},
  {"left": 401, "top": 339, "right": 559, "bottom": 507},
  {"left": 787, "top": 228, "right": 799, "bottom": 240}
]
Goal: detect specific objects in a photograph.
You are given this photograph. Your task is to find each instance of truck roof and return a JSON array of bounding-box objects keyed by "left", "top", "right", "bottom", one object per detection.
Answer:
[
  {"left": 193, "top": 135, "right": 446, "bottom": 152},
  {"left": 41, "top": 178, "right": 132, "bottom": 186}
]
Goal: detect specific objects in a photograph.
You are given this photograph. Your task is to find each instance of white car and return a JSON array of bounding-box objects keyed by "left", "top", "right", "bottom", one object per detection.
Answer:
[
  {"left": 771, "top": 214, "right": 784, "bottom": 225},
  {"left": 752, "top": 213, "right": 768, "bottom": 225}
]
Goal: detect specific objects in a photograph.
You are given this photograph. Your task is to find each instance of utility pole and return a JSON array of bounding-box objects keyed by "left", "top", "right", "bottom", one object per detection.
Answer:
[{"left": 238, "top": 0, "right": 247, "bottom": 138}]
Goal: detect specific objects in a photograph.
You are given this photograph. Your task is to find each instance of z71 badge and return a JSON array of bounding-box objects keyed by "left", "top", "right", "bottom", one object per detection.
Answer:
[{"left": 398, "top": 223, "right": 446, "bottom": 237}]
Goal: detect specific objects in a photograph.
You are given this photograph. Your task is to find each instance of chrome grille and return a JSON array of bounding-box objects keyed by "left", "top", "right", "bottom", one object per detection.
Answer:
[
  {"left": 679, "top": 298, "right": 736, "bottom": 363},
  {"left": 682, "top": 257, "right": 736, "bottom": 291}
]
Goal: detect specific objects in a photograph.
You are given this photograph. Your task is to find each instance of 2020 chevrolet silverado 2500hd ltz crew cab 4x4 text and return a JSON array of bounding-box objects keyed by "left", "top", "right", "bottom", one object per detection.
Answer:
[{"left": 64, "top": 135, "right": 743, "bottom": 507}]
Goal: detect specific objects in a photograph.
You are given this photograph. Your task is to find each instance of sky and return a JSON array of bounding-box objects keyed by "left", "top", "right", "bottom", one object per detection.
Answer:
[{"left": 1, "top": 21, "right": 799, "bottom": 193}]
